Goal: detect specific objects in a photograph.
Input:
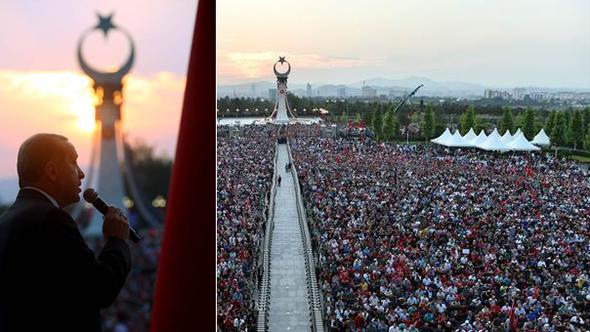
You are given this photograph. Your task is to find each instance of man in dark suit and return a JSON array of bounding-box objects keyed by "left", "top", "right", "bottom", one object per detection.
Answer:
[{"left": 0, "top": 133, "right": 132, "bottom": 331}]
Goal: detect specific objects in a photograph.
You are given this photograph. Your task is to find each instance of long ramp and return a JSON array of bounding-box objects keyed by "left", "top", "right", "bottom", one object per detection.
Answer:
[
  {"left": 267, "top": 143, "right": 311, "bottom": 330},
  {"left": 257, "top": 142, "right": 324, "bottom": 332}
]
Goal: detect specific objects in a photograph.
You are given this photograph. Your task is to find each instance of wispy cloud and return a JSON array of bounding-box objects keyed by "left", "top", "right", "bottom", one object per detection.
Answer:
[{"left": 219, "top": 51, "right": 377, "bottom": 83}]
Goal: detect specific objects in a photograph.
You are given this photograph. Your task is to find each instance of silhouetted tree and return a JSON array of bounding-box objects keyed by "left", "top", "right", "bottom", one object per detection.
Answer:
[
  {"left": 459, "top": 106, "right": 478, "bottom": 135},
  {"left": 551, "top": 112, "right": 567, "bottom": 146},
  {"left": 422, "top": 104, "right": 435, "bottom": 141},
  {"left": 372, "top": 105, "right": 384, "bottom": 140},
  {"left": 499, "top": 107, "right": 514, "bottom": 135},
  {"left": 383, "top": 110, "right": 396, "bottom": 141},
  {"left": 583, "top": 107, "right": 590, "bottom": 133},
  {"left": 568, "top": 110, "right": 584, "bottom": 149},
  {"left": 545, "top": 111, "right": 557, "bottom": 136},
  {"left": 522, "top": 107, "right": 536, "bottom": 140},
  {"left": 584, "top": 126, "right": 590, "bottom": 151}
]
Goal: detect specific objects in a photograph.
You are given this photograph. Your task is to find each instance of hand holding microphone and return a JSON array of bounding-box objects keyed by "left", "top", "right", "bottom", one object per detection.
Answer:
[
  {"left": 83, "top": 188, "right": 140, "bottom": 243},
  {"left": 103, "top": 207, "right": 130, "bottom": 241}
]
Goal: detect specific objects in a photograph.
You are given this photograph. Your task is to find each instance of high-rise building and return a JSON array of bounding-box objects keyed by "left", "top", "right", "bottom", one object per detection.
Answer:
[
  {"left": 362, "top": 85, "right": 377, "bottom": 98},
  {"left": 268, "top": 88, "right": 277, "bottom": 102},
  {"left": 306, "top": 83, "right": 312, "bottom": 98},
  {"left": 512, "top": 88, "right": 526, "bottom": 100},
  {"left": 484, "top": 89, "right": 511, "bottom": 99}
]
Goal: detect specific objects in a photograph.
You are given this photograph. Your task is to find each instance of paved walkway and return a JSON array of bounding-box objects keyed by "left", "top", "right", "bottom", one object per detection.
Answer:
[{"left": 268, "top": 144, "right": 311, "bottom": 332}]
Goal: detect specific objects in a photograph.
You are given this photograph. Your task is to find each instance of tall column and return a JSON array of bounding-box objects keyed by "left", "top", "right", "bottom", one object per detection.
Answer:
[
  {"left": 77, "top": 13, "right": 134, "bottom": 237},
  {"left": 271, "top": 56, "right": 293, "bottom": 124}
]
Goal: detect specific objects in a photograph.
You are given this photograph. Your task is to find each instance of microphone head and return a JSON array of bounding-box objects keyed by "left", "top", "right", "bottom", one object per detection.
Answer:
[{"left": 83, "top": 188, "right": 99, "bottom": 203}]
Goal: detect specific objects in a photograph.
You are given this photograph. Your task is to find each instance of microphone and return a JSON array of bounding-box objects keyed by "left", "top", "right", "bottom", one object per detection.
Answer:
[{"left": 83, "top": 188, "right": 140, "bottom": 243}]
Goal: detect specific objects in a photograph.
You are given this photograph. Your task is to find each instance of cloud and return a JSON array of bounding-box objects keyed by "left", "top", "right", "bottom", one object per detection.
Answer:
[
  {"left": 0, "top": 70, "right": 186, "bottom": 178},
  {"left": 219, "top": 51, "right": 376, "bottom": 83}
]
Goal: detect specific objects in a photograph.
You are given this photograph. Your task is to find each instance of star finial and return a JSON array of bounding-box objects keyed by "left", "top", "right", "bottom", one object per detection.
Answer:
[
  {"left": 278, "top": 56, "right": 286, "bottom": 64},
  {"left": 96, "top": 13, "right": 116, "bottom": 38}
]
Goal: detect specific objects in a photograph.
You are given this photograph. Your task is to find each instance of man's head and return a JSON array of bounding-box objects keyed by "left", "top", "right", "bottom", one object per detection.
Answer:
[{"left": 17, "top": 133, "right": 85, "bottom": 208}]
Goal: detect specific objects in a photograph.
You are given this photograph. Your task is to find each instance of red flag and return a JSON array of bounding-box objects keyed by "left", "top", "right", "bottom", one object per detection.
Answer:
[
  {"left": 245, "top": 196, "right": 251, "bottom": 211},
  {"left": 150, "top": 1, "right": 215, "bottom": 331},
  {"left": 508, "top": 299, "right": 518, "bottom": 331}
]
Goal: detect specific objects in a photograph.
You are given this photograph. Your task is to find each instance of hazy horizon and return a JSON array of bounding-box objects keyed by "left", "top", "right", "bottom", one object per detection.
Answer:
[{"left": 217, "top": 75, "right": 590, "bottom": 91}]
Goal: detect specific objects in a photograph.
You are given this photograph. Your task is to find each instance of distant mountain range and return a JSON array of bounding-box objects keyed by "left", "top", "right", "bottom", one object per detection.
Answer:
[{"left": 218, "top": 76, "right": 589, "bottom": 99}]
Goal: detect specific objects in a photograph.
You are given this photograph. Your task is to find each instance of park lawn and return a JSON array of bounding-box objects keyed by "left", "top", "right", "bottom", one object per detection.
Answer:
[{"left": 570, "top": 155, "right": 590, "bottom": 163}]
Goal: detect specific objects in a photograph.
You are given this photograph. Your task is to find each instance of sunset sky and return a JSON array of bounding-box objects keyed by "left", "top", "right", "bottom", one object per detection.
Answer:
[
  {"left": 218, "top": 0, "right": 590, "bottom": 88},
  {"left": 0, "top": 0, "right": 196, "bottom": 196},
  {"left": 1, "top": 0, "right": 589, "bottom": 201}
]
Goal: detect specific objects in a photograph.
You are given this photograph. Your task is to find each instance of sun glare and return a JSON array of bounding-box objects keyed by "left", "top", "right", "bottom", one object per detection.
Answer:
[
  {"left": 1, "top": 71, "right": 98, "bottom": 133},
  {"left": 70, "top": 94, "right": 97, "bottom": 132}
]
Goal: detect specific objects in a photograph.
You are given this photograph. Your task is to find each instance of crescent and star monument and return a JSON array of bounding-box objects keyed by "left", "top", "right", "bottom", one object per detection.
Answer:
[
  {"left": 77, "top": 13, "right": 134, "bottom": 236},
  {"left": 269, "top": 56, "right": 296, "bottom": 123}
]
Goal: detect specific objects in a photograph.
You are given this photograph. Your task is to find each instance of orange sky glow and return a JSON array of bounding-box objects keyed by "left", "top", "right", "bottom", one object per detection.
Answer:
[{"left": 0, "top": 70, "right": 186, "bottom": 179}]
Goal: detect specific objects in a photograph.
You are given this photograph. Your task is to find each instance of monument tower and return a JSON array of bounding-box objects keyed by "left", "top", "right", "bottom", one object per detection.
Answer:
[
  {"left": 269, "top": 56, "right": 296, "bottom": 123},
  {"left": 77, "top": 13, "right": 134, "bottom": 236}
]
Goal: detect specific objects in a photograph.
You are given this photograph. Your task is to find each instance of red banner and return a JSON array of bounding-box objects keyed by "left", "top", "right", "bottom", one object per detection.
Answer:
[{"left": 150, "top": 0, "right": 215, "bottom": 331}]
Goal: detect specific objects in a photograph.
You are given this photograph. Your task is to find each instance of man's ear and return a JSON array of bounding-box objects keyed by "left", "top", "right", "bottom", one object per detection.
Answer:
[{"left": 45, "top": 160, "right": 58, "bottom": 181}]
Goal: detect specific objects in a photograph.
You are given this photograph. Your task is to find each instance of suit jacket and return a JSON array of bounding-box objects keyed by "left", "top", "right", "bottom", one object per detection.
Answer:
[{"left": 0, "top": 188, "right": 132, "bottom": 332}]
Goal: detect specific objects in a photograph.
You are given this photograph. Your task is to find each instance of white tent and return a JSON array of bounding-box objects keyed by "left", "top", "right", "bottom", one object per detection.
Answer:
[
  {"left": 462, "top": 128, "right": 477, "bottom": 143},
  {"left": 442, "top": 130, "right": 470, "bottom": 147},
  {"left": 531, "top": 128, "right": 551, "bottom": 146},
  {"left": 470, "top": 130, "right": 488, "bottom": 146},
  {"left": 477, "top": 128, "right": 510, "bottom": 151},
  {"left": 507, "top": 128, "right": 522, "bottom": 144},
  {"left": 499, "top": 130, "right": 513, "bottom": 144},
  {"left": 431, "top": 128, "right": 452, "bottom": 145},
  {"left": 507, "top": 132, "right": 541, "bottom": 151}
]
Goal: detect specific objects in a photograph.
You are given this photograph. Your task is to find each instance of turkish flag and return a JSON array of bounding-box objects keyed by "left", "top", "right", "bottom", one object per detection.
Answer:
[
  {"left": 508, "top": 300, "right": 518, "bottom": 331},
  {"left": 150, "top": 1, "right": 215, "bottom": 331}
]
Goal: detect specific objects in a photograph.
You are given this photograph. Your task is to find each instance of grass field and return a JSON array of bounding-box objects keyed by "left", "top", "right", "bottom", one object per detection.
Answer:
[{"left": 570, "top": 155, "right": 590, "bottom": 163}]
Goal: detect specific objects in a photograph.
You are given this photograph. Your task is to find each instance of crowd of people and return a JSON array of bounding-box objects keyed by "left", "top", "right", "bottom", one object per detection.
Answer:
[
  {"left": 290, "top": 135, "right": 589, "bottom": 331},
  {"left": 217, "top": 125, "right": 276, "bottom": 331},
  {"left": 95, "top": 122, "right": 588, "bottom": 331},
  {"left": 86, "top": 227, "right": 162, "bottom": 332}
]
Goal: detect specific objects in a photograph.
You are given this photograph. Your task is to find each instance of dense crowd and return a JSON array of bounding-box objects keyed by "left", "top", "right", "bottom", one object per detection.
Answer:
[
  {"left": 291, "top": 135, "right": 589, "bottom": 331},
  {"left": 76, "top": 227, "right": 161, "bottom": 332},
  {"left": 217, "top": 125, "right": 276, "bottom": 331}
]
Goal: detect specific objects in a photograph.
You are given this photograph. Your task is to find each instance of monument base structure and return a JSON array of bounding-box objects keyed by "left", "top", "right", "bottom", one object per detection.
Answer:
[{"left": 268, "top": 57, "right": 297, "bottom": 124}]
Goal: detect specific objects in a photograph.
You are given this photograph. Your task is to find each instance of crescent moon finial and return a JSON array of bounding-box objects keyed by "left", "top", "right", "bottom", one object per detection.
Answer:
[
  {"left": 77, "top": 15, "right": 135, "bottom": 83},
  {"left": 273, "top": 57, "right": 291, "bottom": 77}
]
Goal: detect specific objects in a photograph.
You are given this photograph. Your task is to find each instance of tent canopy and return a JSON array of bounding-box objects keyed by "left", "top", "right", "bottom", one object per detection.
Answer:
[
  {"left": 477, "top": 128, "right": 510, "bottom": 151},
  {"left": 532, "top": 128, "right": 551, "bottom": 146},
  {"left": 499, "top": 130, "right": 513, "bottom": 144},
  {"left": 508, "top": 132, "right": 541, "bottom": 151},
  {"left": 462, "top": 128, "right": 477, "bottom": 143},
  {"left": 443, "top": 130, "right": 470, "bottom": 147},
  {"left": 432, "top": 127, "right": 544, "bottom": 152},
  {"left": 431, "top": 128, "right": 452, "bottom": 145},
  {"left": 470, "top": 130, "right": 488, "bottom": 146}
]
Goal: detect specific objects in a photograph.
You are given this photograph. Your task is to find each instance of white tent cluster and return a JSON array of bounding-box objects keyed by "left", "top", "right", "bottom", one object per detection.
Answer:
[{"left": 431, "top": 128, "right": 550, "bottom": 152}]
